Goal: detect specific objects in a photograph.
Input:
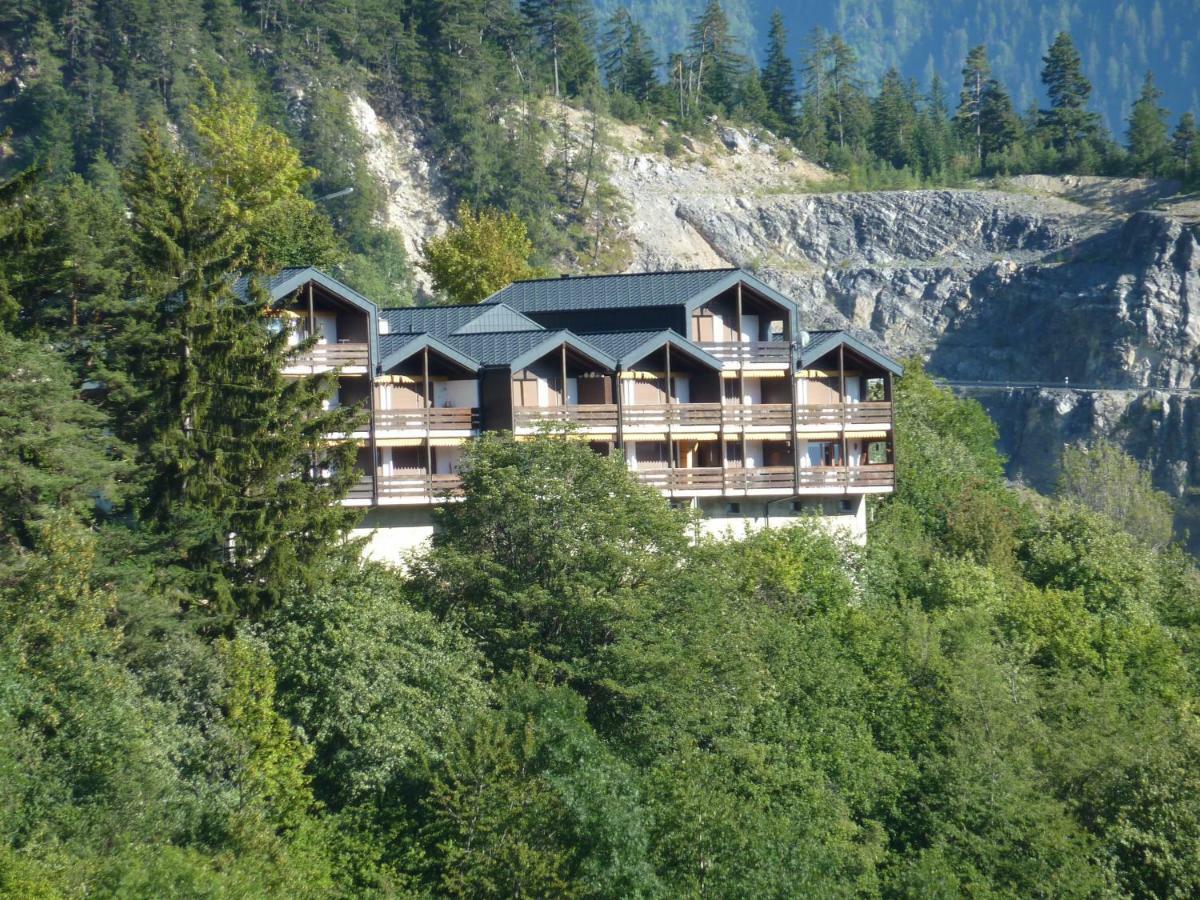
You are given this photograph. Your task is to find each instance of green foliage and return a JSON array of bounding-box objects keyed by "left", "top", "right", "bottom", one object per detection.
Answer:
[
  {"left": 421, "top": 202, "right": 540, "bottom": 305},
  {"left": 1058, "top": 438, "right": 1176, "bottom": 550}
]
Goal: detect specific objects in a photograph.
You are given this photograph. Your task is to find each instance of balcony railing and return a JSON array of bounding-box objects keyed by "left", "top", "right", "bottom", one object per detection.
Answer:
[
  {"left": 796, "top": 401, "right": 893, "bottom": 428},
  {"left": 796, "top": 465, "right": 895, "bottom": 488},
  {"left": 513, "top": 404, "right": 619, "bottom": 428},
  {"left": 347, "top": 473, "right": 464, "bottom": 503},
  {"left": 374, "top": 407, "right": 479, "bottom": 431},
  {"left": 287, "top": 341, "right": 370, "bottom": 371},
  {"left": 623, "top": 403, "right": 723, "bottom": 428},
  {"left": 698, "top": 341, "right": 792, "bottom": 365},
  {"left": 633, "top": 464, "right": 895, "bottom": 494}
]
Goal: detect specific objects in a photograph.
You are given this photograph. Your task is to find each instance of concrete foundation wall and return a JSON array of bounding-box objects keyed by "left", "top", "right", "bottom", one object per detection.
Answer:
[{"left": 353, "top": 494, "right": 869, "bottom": 567}]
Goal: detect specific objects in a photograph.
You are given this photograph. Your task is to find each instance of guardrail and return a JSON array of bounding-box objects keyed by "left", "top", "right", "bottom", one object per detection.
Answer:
[
  {"left": 796, "top": 465, "right": 895, "bottom": 488},
  {"left": 513, "top": 404, "right": 619, "bottom": 428},
  {"left": 374, "top": 408, "right": 479, "bottom": 431},
  {"left": 698, "top": 341, "right": 792, "bottom": 364},
  {"left": 287, "top": 341, "right": 370, "bottom": 370},
  {"left": 347, "top": 474, "right": 464, "bottom": 502}
]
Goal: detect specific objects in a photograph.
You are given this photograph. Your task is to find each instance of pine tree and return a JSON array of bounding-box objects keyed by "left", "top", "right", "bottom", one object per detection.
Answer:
[
  {"left": 798, "top": 27, "right": 831, "bottom": 157},
  {"left": 826, "top": 34, "right": 867, "bottom": 152},
  {"left": 1039, "top": 32, "right": 1100, "bottom": 154},
  {"left": 760, "top": 10, "right": 798, "bottom": 130},
  {"left": 1127, "top": 72, "right": 1170, "bottom": 175},
  {"left": 1172, "top": 113, "right": 1199, "bottom": 180},
  {"left": 915, "top": 74, "right": 955, "bottom": 176},
  {"left": 600, "top": 8, "right": 657, "bottom": 102},
  {"left": 688, "top": 0, "right": 745, "bottom": 113},
  {"left": 110, "top": 118, "right": 361, "bottom": 619},
  {"left": 956, "top": 45, "right": 991, "bottom": 166}
]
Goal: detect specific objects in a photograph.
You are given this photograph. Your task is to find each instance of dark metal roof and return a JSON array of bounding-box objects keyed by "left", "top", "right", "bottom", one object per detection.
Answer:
[
  {"left": 582, "top": 330, "right": 724, "bottom": 370},
  {"left": 444, "top": 330, "right": 617, "bottom": 371},
  {"left": 378, "top": 332, "right": 481, "bottom": 374},
  {"left": 483, "top": 268, "right": 740, "bottom": 312},
  {"left": 799, "top": 330, "right": 904, "bottom": 376},
  {"left": 380, "top": 303, "right": 542, "bottom": 337}
]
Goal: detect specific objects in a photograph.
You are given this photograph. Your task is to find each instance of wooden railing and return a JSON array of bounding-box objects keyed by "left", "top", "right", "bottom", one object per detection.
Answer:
[
  {"left": 288, "top": 342, "right": 370, "bottom": 370},
  {"left": 698, "top": 341, "right": 792, "bottom": 364},
  {"left": 623, "top": 403, "right": 723, "bottom": 428},
  {"left": 796, "top": 465, "right": 895, "bottom": 488},
  {"left": 633, "top": 464, "right": 895, "bottom": 494},
  {"left": 722, "top": 403, "right": 795, "bottom": 428},
  {"left": 797, "top": 401, "right": 893, "bottom": 427},
  {"left": 348, "top": 473, "right": 464, "bottom": 502},
  {"left": 513, "top": 404, "right": 619, "bottom": 428},
  {"left": 374, "top": 407, "right": 479, "bottom": 431}
]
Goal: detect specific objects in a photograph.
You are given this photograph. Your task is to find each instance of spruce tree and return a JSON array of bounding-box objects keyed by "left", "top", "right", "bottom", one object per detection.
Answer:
[
  {"left": 956, "top": 45, "right": 991, "bottom": 165},
  {"left": 870, "top": 68, "right": 917, "bottom": 169},
  {"left": 798, "top": 27, "right": 831, "bottom": 157},
  {"left": 1172, "top": 113, "right": 1199, "bottom": 180},
  {"left": 1126, "top": 72, "right": 1170, "bottom": 175},
  {"left": 521, "top": 0, "right": 597, "bottom": 99},
  {"left": 111, "top": 119, "right": 361, "bottom": 619},
  {"left": 826, "top": 34, "right": 867, "bottom": 153},
  {"left": 760, "top": 10, "right": 798, "bottom": 130},
  {"left": 1039, "top": 32, "right": 1100, "bottom": 154},
  {"left": 979, "top": 78, "right": 1022, "bottom": 163}
]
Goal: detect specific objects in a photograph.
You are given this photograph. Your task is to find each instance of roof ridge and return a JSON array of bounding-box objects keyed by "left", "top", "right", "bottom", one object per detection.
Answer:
[
  {"left": 507, "top": 266, "right": 738, "bottom": 286},
  {"left": 382, "top": 302, "right": 490, "bottom": 312}
]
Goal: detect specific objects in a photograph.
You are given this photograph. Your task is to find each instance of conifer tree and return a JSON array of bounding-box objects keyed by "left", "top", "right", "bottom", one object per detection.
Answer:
[
  {"left": 915, "top": 74, "right": 955, "bottom": 176},
  {"left": 870, "top": 68, "right": 917, "bottom": 168},
  {"left": 688, "top": 0, "right": 745, "bottom": 113},
  {"left": 600, "top": 8, "right": 657, "bottom": 102},
  {"left": 956, "top": 45, "right": 991, "bottom": 165},
  {"left": 798, "top": 27, "right": 831, "bottom": 156},
  {"left": 1040, "top": 32, "right": 1100, "bottom": 154},
  {"left": 1127, "top": 72, "right": 1171, "bottom": 175},
  {"left": 826, "top": 34, "right": 867, "bottom": 152},
  {"left": 521, "top": 0, "right": 597, "bottom": 99},
  {"left": 110, "top": 108, "right": 360, "bottom": 619},
  {"left": 979, "top": 78, "right": 1022, "bottom": 162},
  {"left": 1172, "top": 112, "right": 1199, "bottom": 180},
  {"left": 760, "top": 10, "right": 798, "bottom": 130}
]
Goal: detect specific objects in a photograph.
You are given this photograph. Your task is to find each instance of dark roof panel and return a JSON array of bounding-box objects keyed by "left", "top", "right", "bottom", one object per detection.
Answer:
[
  {"left": 444, "top": 330, "right": 567, "bottom": 367},
  {"left": 484, "top": 268, "right": 739, "bottom": 312}
]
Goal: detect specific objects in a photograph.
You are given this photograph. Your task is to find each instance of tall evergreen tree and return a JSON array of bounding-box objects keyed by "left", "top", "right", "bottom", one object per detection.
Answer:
[
  {"left": 979, "top": 78, "right": 1022, "bottom": 162},
  {"left": 826, "top": 34, "right": 867, "bottom": 152},
  {"left": 1039, "top": 32, "right": 1100, "bottom": 154},
  {"left": 914, "top": 74, "right": 955, "bottom": 176},
  {"left": 760, "top": 10, "right": 798, "bottom": 130},
  {"left": 870, "top": 68, "right": 917, "bottom": 169},
  {"left": 110, "top": 104, "right": 361, "bottom": 619},
  {"left": 798, "top": 27, "right": 831, "bottom": 157},
  {"left": 1172, "top": 112, "right": 1199, "bottom": 180},
  {"left": 521, "top": 0, "right": 598, "bottom": 99},
  {"left": 688, "top": 0, "right": 745, "bottom": 113},
  {"left": 600, "top": 8, "right": 657, "bottom": 102},
  {"left": 1127, "top": 72, "right": 1171, "bottom": 175},
  {"left": 956, "top": 45, "right": 991, "bottom": 165}
]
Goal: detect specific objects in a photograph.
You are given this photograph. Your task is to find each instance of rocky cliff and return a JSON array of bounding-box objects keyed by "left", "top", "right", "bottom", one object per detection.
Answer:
[{"left": 352, "top": 100, "right": 1200, "bottom": 542}]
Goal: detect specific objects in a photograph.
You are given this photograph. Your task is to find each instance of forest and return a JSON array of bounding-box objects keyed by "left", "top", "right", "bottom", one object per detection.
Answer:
[{"left": 2, "top": 1, "right": 1200, "bottom": 896}]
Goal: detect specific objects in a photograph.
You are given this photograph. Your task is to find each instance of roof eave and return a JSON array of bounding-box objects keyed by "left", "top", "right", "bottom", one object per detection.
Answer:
[
  {"left": 800, "top": 332, "right": 903, "bottom": 376},
  {"left": 379, "top": 333, "right": 481, "bottom": 374}
]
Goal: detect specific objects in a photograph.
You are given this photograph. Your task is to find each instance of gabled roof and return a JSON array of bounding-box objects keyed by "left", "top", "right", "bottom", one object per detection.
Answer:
[
  {"left": 380, "top": 302, "right": 541, "bottom": 338},
  {"left": 582, "top": 330, "right": 724, "bottom": 370},
  {"left": 232, "top": 267, "right": 375, "bottom": 317},
  {"left": 800, "top": 330, "right": 903, "bottom": 376},
  {"left": 481, "top": 268, "right": 801, "bottom": 319},
  {"left": 444, "top": 330, "right": 617, "bottom": 371},
  {"left": 378, "top": 332, "right": 480, "bottom": 374}
]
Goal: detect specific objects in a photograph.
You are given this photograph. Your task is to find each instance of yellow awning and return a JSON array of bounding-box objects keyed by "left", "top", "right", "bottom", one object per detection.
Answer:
[
  {"left": 429, "top": 437, "right": 467, "bottom": 447},
  {"left": 847, "top": 430, "right": 889, "bottom": 440},
  {"left": 624, "top": 432, "right": 667, "bottom": 441},
  {"left": 673, "top": 433, "right": 719, "bottom": 442},
  {"left": 796, "top": 432, "right": 838, "bottom": 440},
  {"left": 376, "top": 437, "right": 423, "bottom": 447},
  {"left": 621, "top": 370, "right": 666, "bottom": 380},
  {"left": 740, "top": 369, "right": 787, "bottom": 378},
  {"left": 744, "top": 432, "right": 790, "bottom": 441}
]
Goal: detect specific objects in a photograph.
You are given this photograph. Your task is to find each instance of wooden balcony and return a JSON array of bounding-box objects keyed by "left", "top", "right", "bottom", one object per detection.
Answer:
[
  {"left": 513, "top": 404, "right": 619, "bottom": 429},
  {"left": 698, "top": 341, "right": 792, "bottom": 366},
  {"left": 796, "top": 465, "right": 895, "bottom": 489},
  {"left": 286, "top": 341, "right": 370, "bottom": 373},
  {"left": 346, "top": 473, "right": 464, "bottom": 504},
  {"left": 374, "top": 407, "right": 479, "bottom": 432},
  {"left": 623, "top": 403, "right": 722, "bottom": 429},
  {"left": 796, "top": 401, "right": 893, "bottom": 429},
  {"left": 633, "top": 464, "right": 895, "bottom": 496}
]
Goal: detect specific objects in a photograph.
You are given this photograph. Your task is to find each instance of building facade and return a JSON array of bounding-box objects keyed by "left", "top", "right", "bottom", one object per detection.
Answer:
[{"left": 263, "top": 266, "right": 902, "bottom": 561}]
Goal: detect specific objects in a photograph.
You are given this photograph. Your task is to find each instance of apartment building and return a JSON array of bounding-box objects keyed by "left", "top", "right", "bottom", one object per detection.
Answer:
[{"left": 263, "top": 266, "right": 902, "bottom": 560}]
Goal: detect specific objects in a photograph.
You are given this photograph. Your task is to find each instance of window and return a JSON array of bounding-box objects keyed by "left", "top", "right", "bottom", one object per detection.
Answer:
[
  {"left": 726, "top": 502, "right": 741, "bottom": 514},
  {"left": 790, "top": 500, "right": 804, "bottom": 513},
  {"left": 839, "top": 499, "right": 853, "bottom": 513}
]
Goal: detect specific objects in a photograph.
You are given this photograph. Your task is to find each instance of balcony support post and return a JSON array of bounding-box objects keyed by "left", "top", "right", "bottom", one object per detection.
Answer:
[
  {"left": 369, "top": 374, "right": 379, "bottom": 507},
  {"left": 561, "top": 345, "right": 568, "bottom": 411},
  {"left": 839, "top": 344, "right": 848, "bottom": 479},
  {"left": 307, "top": 282, "right": 315, "bottom": 339},
  {"left": 790, "top": 340, "right": 800, "bottom": 493},
  {"left": 423, "top": 348, "right": 432, "bottom": 496},
  {"left": 614, "top": 367, "right": 624, "bottom": 454},
  {"left": 665, "top": 343, "right": 674, "bottom": 491}
]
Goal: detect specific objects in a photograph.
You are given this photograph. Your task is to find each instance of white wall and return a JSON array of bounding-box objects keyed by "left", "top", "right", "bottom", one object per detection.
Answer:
[
  {"left": 434, "top": 379, "right": 479, "bottom": 408},
  {"left": 352, "top": 507, "right": 437, "bottom": 564},
  {"left": 694, "top": 495, "right": 867, "bottom": 545}
]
